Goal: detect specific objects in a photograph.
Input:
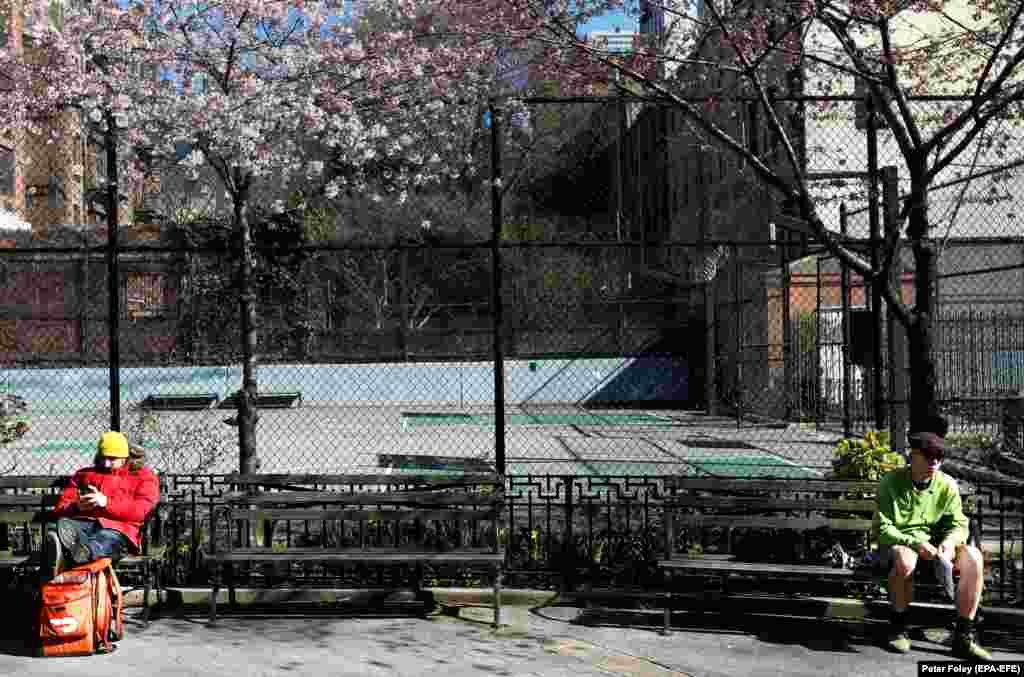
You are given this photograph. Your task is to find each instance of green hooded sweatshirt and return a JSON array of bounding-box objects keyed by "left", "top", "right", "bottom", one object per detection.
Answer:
[{"left": 877, "top": 468, "right": 970, "bottom": 547}]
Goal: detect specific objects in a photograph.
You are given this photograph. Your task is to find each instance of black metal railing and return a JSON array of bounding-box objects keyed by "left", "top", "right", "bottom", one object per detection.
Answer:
[{"left": 143, "top": 475, "right": 1023, "bottom": 605}]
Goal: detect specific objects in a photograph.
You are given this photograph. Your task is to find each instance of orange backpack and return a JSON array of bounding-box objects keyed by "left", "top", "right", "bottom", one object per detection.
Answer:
[{"left": 38, "top": 557, "right": 124, "bottom": 657}]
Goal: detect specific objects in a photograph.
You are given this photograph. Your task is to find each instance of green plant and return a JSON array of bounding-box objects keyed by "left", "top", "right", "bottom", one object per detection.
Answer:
[
  {"left": 0, "top": 393, "right": 30, "bottom": 473},
  {"left": 946, "top": 432, "right": 1000, "bottom": 464},
  {"left": 831, "top": 430, "right": 905, "bottom": 481}
]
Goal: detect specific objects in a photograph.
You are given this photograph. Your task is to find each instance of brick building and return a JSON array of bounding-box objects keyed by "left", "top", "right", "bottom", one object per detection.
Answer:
[{"left": 0, "top": 0, "right": 141, "bottom": 240}]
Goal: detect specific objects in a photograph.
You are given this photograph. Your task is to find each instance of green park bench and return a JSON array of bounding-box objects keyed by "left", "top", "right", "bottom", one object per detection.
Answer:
[
  {"left": 206, "top": 473, "right": 504, "bottom": 626},
  {"left": 0, "top": 475, "right": 164, "bottom": 623},
  {"left": 140, "top": 393, "right": 220, "bottom": 411},
  {"left": 217, "top": 391, "right": 303, "bottom": 409},
  {"left": 654, "top": 478, "right": 980, "bottom": 635}
]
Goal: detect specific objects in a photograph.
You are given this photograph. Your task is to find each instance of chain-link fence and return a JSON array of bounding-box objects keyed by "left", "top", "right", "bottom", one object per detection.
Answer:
[{"left": 2, "top": 95, "right": 1024, "bottom": 483}]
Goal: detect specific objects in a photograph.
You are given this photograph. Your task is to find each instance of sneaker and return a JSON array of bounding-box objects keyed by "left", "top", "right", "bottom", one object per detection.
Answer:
[
  {"left": 56, "top": 519, "right": 90, "bottom": 565},
  {"left": 42, "top": 531, "right": 62, "bottom": 580},
  {"left": 887, "top": 628, "right": 912, "bottom": 653},
  {"left": 70, "top": 542, "right": 92, "bottom": 565},
  {"left": 952, "top": 628, "right": 993, "bottom": 662}
]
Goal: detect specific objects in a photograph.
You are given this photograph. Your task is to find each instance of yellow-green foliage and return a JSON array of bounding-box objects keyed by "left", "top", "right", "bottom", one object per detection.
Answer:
[{"left": 831, "top": 431, "right": 906, "bottom": 481}]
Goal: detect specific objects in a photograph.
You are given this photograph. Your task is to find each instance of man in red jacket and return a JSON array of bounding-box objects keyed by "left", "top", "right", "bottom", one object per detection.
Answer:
[{"left": 43, "top": 431, "right": 160, "bottom": 579}]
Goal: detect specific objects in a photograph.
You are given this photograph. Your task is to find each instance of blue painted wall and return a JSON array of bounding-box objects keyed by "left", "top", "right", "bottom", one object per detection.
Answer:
[{"left": 0, "top": 357, "right": 688, "bottom": 412}]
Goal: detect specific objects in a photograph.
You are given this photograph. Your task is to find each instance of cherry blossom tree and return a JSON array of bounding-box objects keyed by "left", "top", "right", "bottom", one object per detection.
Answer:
[
  {"left": 0, "top": 0, "right": 499, "bottom": 472},
  {"left": 480, "top": 0, "right": 1024, "bottom": 436}
]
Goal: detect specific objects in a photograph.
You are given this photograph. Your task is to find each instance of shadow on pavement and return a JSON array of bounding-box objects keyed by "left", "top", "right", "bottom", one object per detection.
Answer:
[{"left": 566, "top": 606, "right": 1024, "bottom": 656}]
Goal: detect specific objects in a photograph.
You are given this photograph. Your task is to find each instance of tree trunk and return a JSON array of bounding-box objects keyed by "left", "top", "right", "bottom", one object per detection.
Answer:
[
  {"left": 235, "top": 180, "right": 260, "bottom": 475},
  {"left": 905, "top": 177, "right": 940, "bottom": 433}
]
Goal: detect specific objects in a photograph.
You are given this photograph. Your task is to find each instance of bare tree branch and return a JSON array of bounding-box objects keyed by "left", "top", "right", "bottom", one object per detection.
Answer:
[
  {"left": 878, "top": 18, "right": 923, "bottom": 149},
  {"left": 922, "top": 45, "right": 1024, "bottom": 156},
  {"left": 927, "top": 85, "right": 1024, "bottom": 183},
  {"left": 973, "top": 2, "right": 1024, "bottom": 100}
]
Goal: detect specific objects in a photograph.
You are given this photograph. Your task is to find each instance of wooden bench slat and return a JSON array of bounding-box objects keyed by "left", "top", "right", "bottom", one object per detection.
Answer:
[
  {"left": 229, "top": 508, "right": 501, "bottom": 522},
  {"left": 208, "top": 549, "right": 505, "bottom": 563},
  {"left": 658, "top": 557, "right": 869, "bottom": 578},
  {"left": 663, "top": 497, "right": 877, "bottom": 512},
  {"left": 0, "top": 477, "right": 67, "bottom": 489},
  {"left": 677, "top": 516, "right": 875, "bottom": 531},
  {"left": 0, "top": 555, "right": 31, "bottom": 566},
  {"left": 665, "top": 477, "right": 976, "bottom": 496},
  {"left": 0, "top": 511, "right": 44, "bottom": 523},
  {"left": 0, "top": 495, "right": 60, "bottom": 506},
  {"left": 222, "top": 474, "right": 503, "bottom": 487}
]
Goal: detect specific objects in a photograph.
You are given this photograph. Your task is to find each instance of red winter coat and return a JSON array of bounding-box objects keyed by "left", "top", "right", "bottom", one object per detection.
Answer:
[{"left": 53, "top": 465, "right": 160, "bottom": 553}]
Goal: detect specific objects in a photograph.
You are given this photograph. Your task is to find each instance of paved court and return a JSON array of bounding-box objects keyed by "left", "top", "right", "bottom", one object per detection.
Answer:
[
  {"left": 4, "top": 404, "right": 837, "bottom": 478},
  {"left": 1, "top": 602, "right": 1022, "bottom": 677}
]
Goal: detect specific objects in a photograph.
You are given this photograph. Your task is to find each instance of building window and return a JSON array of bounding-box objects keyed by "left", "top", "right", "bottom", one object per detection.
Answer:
[
  {"left": 0, "top": 4, "right": 8, "bottom": 49},
  {"left": 48, "top": 176, "right": 65, "bottom": 209},
  {"left": 125, "top": 272, "right": 164, "bottom": 319},
  {"left": 0, "top": 146, "right": 12, "bottom": 195}
]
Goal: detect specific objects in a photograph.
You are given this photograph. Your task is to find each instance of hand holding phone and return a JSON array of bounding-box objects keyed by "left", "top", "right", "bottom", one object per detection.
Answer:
[{"left": 78, "top": 483, "right": 107, "bottom": 509}]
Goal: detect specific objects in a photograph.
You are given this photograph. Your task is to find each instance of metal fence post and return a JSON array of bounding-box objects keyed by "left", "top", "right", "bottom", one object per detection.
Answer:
[
  {"left": 105, "top": 112, "right": 121, "bottom": 431},
  {"left": 563, "top": 476, "right": 574, "bottom": 591},
  {"left": 781, "top": 234, "right": 792, "bottom": 421},
  {"left": 883, "top": 166, "right": 907, "bottom": 454},
  {"left": 840, "top": 204, "right": 852, "bottom": 438},
  {"left": 866, "top": 96, "right": 885, "bottom": 430},
  {"left": 734, "top": 244, "right": 741, "bottom": 428},
  {"left": 489, "top": 99, "right": 507, "bottom": 476},
  {"left": 815, "top": 255, "right": 822, "bottom": 427},
  {"left": 698, "top": 146, "right": 716, "bottom": 416}
]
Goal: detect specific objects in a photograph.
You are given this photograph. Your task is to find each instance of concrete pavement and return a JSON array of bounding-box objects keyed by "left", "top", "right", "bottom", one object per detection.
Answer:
[{"left": 3, "top": 595, "right": 1023, "bottom": 677}]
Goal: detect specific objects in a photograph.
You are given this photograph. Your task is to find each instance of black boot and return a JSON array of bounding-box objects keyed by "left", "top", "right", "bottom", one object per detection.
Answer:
[
  {"left": 886, "top": 610, "right": 911, "bottom": 653},
  {"left": 951, "top": 617, "right": 992, "bottom": 662}
]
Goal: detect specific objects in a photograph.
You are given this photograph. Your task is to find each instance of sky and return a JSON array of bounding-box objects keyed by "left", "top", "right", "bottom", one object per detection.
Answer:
[{"left": 577, "top": 8, "right": 637, "bottom": 36}]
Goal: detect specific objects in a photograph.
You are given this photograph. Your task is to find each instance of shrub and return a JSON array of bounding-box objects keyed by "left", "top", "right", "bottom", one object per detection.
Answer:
[
  {"left": 0, "top": 393, "right": 30, "bottom": 474},
  {"left": 830, "top": 430, "right": 905, "bottom": 481}
]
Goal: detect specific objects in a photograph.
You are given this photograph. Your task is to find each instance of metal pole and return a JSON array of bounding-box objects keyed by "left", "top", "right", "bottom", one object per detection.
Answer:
[
  {"left": 883, "top": 166, "right": 907, "bottom": 454},
  {"left": 614, "top": 72, "right": 624, "bottom": 245},
  {"left": 698, "top": 146, "right": 716, "bottom": 416},
  {"left": 866, "top": 96, "right": 885, "bottom": 429},
  {"left": 815, "top": 254, "right": 822, "bottom": 429},
  {"left": 489, "top": 99, "right": 507, "bottom": 476},
  {"left": 105, "top": 112, "right": 120, "bottom": 431},
  {"left": 781, "top": 233, "right": 792, "bottom": 421},
  {"left": 615, "top": 76, "right": 626, "bottom": 350},
  {"left": 840, "top": 204, "right": 852, "bottom": 438},
  {"left": 734, "top": 244, "right": 741, "bottom": 428}
]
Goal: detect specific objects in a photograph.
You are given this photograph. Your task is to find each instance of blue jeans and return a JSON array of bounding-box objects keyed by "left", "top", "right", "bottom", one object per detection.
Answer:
[{"left": 51, "top": 518, "right": 130, "bottom": 564}]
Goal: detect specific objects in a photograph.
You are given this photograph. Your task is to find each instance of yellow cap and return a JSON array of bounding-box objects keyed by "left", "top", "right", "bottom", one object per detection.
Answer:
[{"left": 98, "top": 431, "right": 129, "bottom": 458}]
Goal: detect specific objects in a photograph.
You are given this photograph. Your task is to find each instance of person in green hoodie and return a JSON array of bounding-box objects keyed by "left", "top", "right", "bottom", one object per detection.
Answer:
[{"left": 877, "top": 415, "right": 989, "bottom": 660}]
